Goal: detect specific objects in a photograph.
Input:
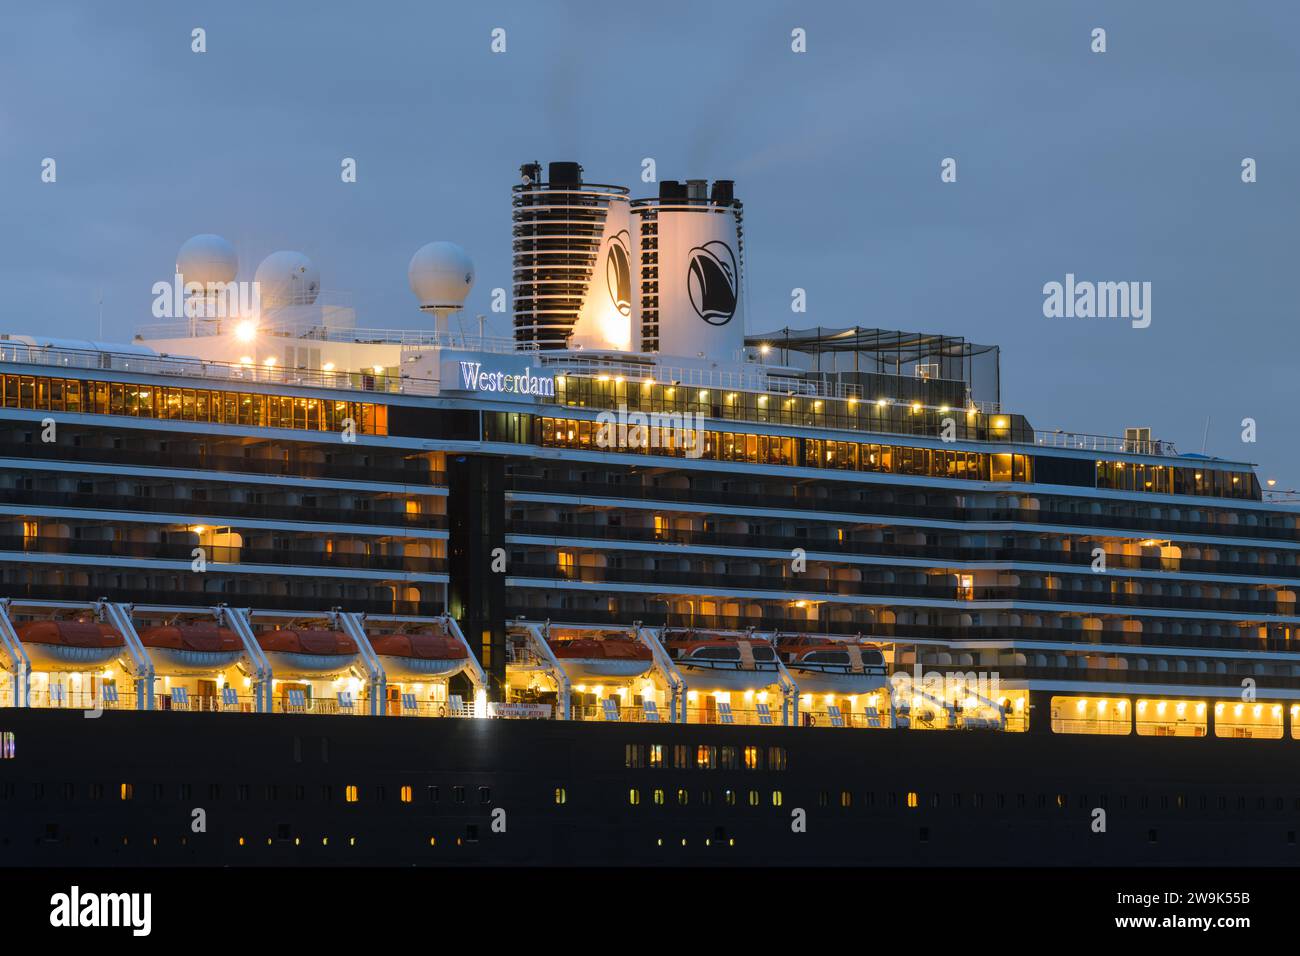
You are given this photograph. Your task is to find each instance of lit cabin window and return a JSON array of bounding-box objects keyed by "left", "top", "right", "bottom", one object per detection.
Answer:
[
  {"left": 696, "top": 745, "right": 716, "bottom": 770},
  {"left": 1215, "top": 700, "right": 1283, "bottom": 740},
  {"left": 0, "top": 732, "right": 13, "bottom": 759},
  {"left": 400, "top": 786, "right": 413, "bottom": 804},
  {"left": 841, "top": 790, "right": 853, "bottom": 808},
  {"left": 554, "top": 788, "right": 567, "bottom": 805},
  {"left": 119, "top": 783, "right": 133, "bottom": 801},
  {"left": 649, "top": 745, "right": 664, "bottom": 768},
  {"left": 629, "top": 789, "right": 641, "bottom": 806},
  {"left": 771, "top": 790, "right": 783, "bottom": 807},
  {"left": 345, "top": 785, "right": 359, "bottom": 803},
  {"left": 906, "top": 792, "right": 919, "bottom": 808},
  {"left": 743, "top": 746, "right": 760, "bottom": 770},
  {"left": 653, "top": 788, "right": 665, "bottom": 805},
  {"left": 723, "top": 789, "right": 736, "bottom": 806},
  {"left": 1136, "top": 698, "right": 1206, "bottom": 738},
  {"left": 748, "top": 790, "right": 759, "bottom": 807},
  {"left": 1050, "top": 696, "right": 1133, "bottom": 736},
  {"left": 767, "top": 746, "right": 787, "bottom": 770},
  {"left": 676, "top": 788, "right": 689, "bottom": 806}
]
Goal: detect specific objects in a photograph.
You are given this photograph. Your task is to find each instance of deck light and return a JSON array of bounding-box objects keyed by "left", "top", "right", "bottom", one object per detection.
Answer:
[{"left": 234, "top": 320, "right": 257, "bottom": 342}]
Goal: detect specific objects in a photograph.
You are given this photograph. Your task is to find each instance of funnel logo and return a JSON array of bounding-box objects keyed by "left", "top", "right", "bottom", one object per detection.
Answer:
[
  {"left": 606, "top": 230, "right": 632, "bottom": 317},
  {"left": 687, "top": 241, "right": 737, "bottom": 325}
]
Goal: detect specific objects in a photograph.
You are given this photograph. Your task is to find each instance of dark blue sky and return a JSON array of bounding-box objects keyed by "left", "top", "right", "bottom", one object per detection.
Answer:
[{"left": 2, "top": 1, "right": 1297, "bottom": 484}]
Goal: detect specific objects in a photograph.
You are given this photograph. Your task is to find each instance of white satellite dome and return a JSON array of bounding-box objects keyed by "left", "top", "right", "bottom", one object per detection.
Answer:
[
  {"left": 176, "top": 234, "right": 238, "bottom": 287},
  {"left": 408, "top": 241, "right": 474, "bottom": 311},
  {"left": 255, "top": 251, "right": 320, "bottom": 306}
]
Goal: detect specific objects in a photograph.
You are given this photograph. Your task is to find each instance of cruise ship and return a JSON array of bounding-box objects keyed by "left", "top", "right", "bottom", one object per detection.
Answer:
[{"left": 1, "top": 160, "right": 1298, "bottom": 866}]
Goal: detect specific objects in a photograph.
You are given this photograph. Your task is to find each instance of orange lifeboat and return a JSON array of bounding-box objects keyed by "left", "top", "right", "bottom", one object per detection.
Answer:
[
  {"left": 661, "top": 631, "right": 781, "bottom": 691},
  {"left": 369, "top": 630, "right": 468, "bottom": 680},
  {"left": 550, "top": 631, "right": 652, "bottom": 681},
  {"left": 256, "top": 629, "right": 358, "bottom": 678},
  {"left": 17, "top": 621, "right": 123, "bottom": 671},
  {"left": 137, "top": 624, "right": 243, "bottom": 676},
  {"left": 777, "top": 635, "right": 888, "bottom": 695}
]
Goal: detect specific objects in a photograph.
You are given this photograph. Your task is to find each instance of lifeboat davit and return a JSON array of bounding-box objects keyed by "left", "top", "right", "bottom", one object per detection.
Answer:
[
  {"left": 370, "top": 630, "right": 468, "bottom": 681},
  {"left": 137, "top": 624, "right": 243, "bottom": 676},
  {"left": 551, "top": 632, "right": 653, "bottom": 681},
  {"left": 256, "top": 629, "right": 358, "bottom": 678},
  {"left": 17, "top": 621, "right": 124, "bottom": 671},
  {"left": 778, "top": 635, "right": 888, "bottom": 695},
  {"left": 662, "top": 633, "right": 782, "bottom": 691}
]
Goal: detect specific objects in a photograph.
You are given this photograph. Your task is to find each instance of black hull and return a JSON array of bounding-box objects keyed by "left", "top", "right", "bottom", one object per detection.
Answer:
[{"left": 1, "top": 707, "right": 1298, "bottom": 866}]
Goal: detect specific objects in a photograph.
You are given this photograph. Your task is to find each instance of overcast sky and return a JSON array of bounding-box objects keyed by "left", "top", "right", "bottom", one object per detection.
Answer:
[{"left": 2, "top": 1, "right": 1297, "bottom": 484}]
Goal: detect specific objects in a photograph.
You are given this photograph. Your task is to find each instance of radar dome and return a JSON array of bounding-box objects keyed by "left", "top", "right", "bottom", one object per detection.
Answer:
[
  {"left": 176, "top": 234, "right": 238, "bottom": 287},
  {"left": 408, "top": 241, "right": 474, "bottom": 311},
  {"left": 255, "top": 251, "right": 320, "bottom": 306}
]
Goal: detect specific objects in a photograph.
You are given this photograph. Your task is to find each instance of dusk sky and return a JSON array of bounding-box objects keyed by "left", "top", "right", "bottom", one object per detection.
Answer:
[{"left": 2, "top": 1, "right": 1297, "bottom": 485}]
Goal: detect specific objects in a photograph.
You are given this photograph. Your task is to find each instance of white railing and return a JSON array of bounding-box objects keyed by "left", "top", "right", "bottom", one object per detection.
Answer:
[
  {"left": 1033, "top": 429, "right": 1177, "bottom": 456},
  {"left": 133, "top": 318, "right": 530, "bottom": 356},
  {"left": 0, "top": 342, "right": 439, "bottom": 396}
]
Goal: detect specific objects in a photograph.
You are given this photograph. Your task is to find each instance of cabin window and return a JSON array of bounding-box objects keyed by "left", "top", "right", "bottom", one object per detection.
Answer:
[
  {"left": 629, "top": 789, "right": 641, "bottom": 806},
  {"left": 1136, "top": 698, "right": 1207, "bottom": 737},
  {"left": 673, "top": 744, "right": 689, "bottom": 768},
  {"left": 743, "top": 746, "right": 761, "bottom": 770},
  {"left": 719, "top": 746, "right": 737, "bottom": 769},
  {"left": 841, "top": 790, "right": 853, "bottom": 808},
  {"left": 1215, "top": 700, "right": 1282, "bottom": 739},
  {"left": 400, "top": 786, "right": 413, "bottom": 804},
  {"left": 479, "top": 787, "right": 491, "bottom": 804},
  {"left": 767, "top": 746, "right": 788, "bottom": 770},
  {"left": 747, "top": 790, "right": 760, "bottom": 807},
  {"left": 0, "top": 732, "right": 13, "bottom": 759},
  {"left": 119, "top": 783, "right": 133, "bottom": 801},
  {"left": 649, "top": 744, "right": 664, "bottom": 768},
  {"left": 676, "top": 788, "right": 689, "bottom": 806},
  {"left": 906, "top": 791, "right": 919, "bottom": 808},
  {"left": 723, "top": 789, "right": 736, "bottom": 806},
  {"left": 696, "top": 745, "right": 716, "bottom": 770},
  {"left": 625, "top": 744, "right": 645, "bottom": 768},
  {"left": 345, "top": 786, "right": 359, "bottom": 803},
  {"left": 1050, "top": 695, "right": 1132, "bottom": 735},
  {"left": 554, "top": 788, "right": 567, "bottom": 805},
  {"left": 653, "top": 789, "right": 665, "bottom": 806},
  {"left": 771, "top": 790, "right": 783, "bottom": 807}
]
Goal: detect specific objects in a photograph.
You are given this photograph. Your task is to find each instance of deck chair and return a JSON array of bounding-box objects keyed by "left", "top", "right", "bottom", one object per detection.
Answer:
[
  {"left": 449, "top": 694, "right": 465, "bottom": 717},
  {"left": 50, "top": 683, "right": 65, "bottom": 706},
  {"left": 221, "top": 687, "right": 239, "bottom": 710},
  {"left": 642, "top": 700, "right": 661, "bottom": 723},
  {"left": 756, "top": 702, "right": 774, "bottom": 725},
  {"left": 102, "top": 683, "right": 118, "bottom": 706},
  {"left": 827, "top": 704, "right": 844, "bottom": 727},
  {"left": 286, "top": 689, "right": 306, "bottom": 711},
  {"left": 171, "top": 686, "right": 189, "bottom": 709},
  {"left": 338, "top": 691, "right": 355, "bottom": 711},
  {"left": 601, "top": 699, "right": 621, "bottom": 721},
  {"left": 717, "top": 701, "right": 735, "bottom": 725},
  {"left": 866, "top": 713, "right": 882, "bottom": 729},
  {"left": 401, "top": 692, "right": 417, "bottom": 711}
]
